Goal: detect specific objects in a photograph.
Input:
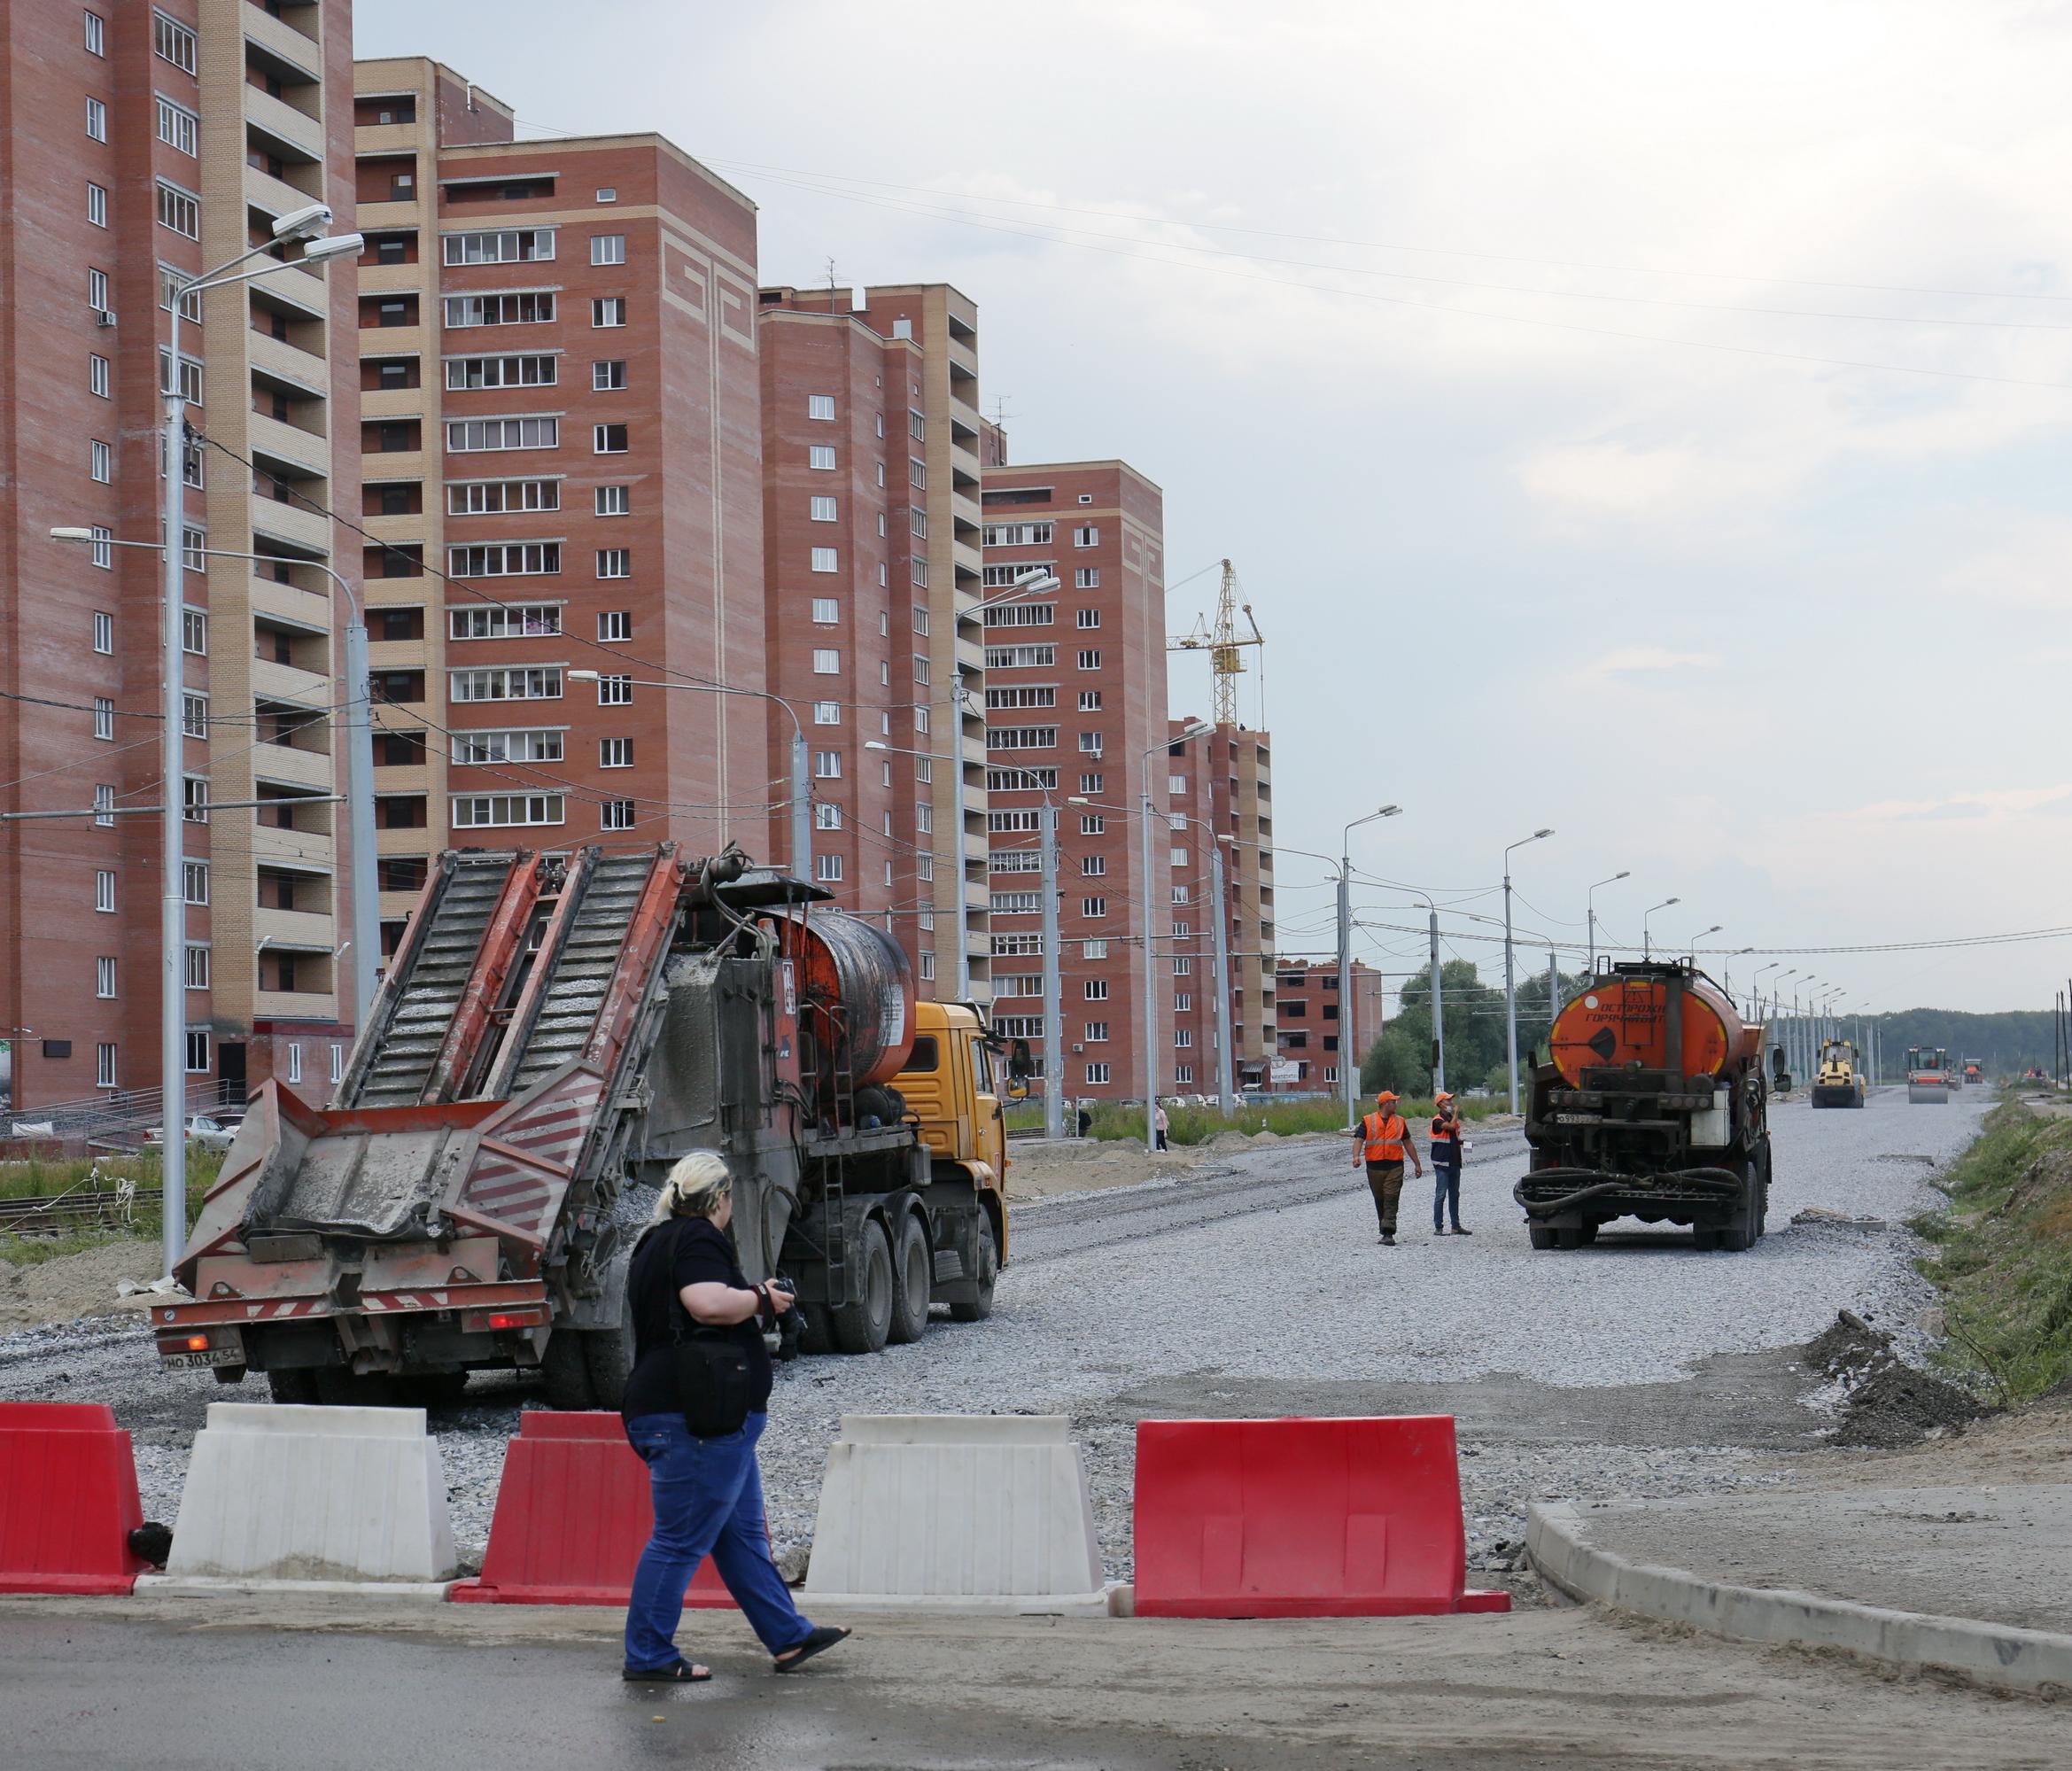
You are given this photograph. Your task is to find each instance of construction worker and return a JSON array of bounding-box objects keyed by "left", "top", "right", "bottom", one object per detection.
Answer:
[
  {"left": 1429, "top": 1092, "right": 1472, "bottom": 1235},
  {"left": 1353, "top": 1091, "right": 1424, "bottom": 1246}
]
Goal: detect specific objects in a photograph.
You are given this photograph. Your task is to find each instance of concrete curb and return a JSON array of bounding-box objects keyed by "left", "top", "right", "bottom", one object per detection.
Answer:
[
  {"left": 1526, "top": 1503, "right": 2072, "bottom": 1697},
  {"left": 134, "top": 1575, "right": 455, "bottom": 1601},
  {"left": 803, "top": 1582, "right": 1125, "bottom": 1619}
]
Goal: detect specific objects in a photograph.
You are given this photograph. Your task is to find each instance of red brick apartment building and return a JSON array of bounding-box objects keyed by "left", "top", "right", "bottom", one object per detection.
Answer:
[
  {"left": 979, "top": 460, "right": 1171, "bottom": 1101},
  {"left": 2, "top": 0, "right": 362, "bottom": 1107},
  {"left": 1167, "top": 719, "right": 1278, "bottom": 1093},
  {"left": 349, "top": 59, "right": 766, "bottom": 965},
  {"left": 1271, "top": 959, "right": 1386, "bottom": 1092}
]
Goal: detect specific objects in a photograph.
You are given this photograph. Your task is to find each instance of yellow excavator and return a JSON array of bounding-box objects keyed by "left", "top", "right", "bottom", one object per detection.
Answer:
[{"left": 1812, "top": 1038, "right": 1866, "bottom": 1109}]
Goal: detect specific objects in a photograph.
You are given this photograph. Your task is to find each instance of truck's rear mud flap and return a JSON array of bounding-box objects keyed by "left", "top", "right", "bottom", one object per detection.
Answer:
[{"left": 1513, "top": 1165, "right": 1744, "bottom": 1223}]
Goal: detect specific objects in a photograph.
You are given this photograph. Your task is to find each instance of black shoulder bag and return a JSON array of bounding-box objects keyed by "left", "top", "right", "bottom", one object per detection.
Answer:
[{"left": 663, "top": 1220, "right": 755, "bottom": 1439}]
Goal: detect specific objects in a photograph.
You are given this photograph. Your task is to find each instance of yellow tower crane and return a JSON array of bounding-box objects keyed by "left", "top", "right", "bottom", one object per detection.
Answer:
[{"left": 1168, "top": 557, "right": 1265, "bottom": 726}]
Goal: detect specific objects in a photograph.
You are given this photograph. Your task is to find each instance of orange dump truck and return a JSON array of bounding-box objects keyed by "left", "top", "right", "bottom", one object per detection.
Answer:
[{"left": 1517, "top": 960, "right": 1773, "bottom": 1252}]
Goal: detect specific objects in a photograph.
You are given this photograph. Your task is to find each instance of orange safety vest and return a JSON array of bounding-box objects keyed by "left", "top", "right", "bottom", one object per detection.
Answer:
[
  {"left": 1357, "top": 1111, "right": 1409, "bottom": 1165},
  {"left": 1429, "top": 1114, "right": 1463, "bottom": 1151}
]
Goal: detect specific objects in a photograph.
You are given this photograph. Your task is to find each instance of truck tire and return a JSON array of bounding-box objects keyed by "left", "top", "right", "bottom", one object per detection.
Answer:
[
  {"left": 888, "top": 1210, "right": 933, "bottom": 1345},
  {"left": 1719, "top": 1162, "right": 1758, "bottom": 1252},
  {"left": 1528, "top": 1224, "right": 1558, "bottom": 1250},
  {"left": 267, "top": 1368, "right": 319, "bottom": 1405},
  {"left": 950, "top": 1210, "right": 998, "bottom": 1323},
  {"left": 1692, "top": 1224, "right": 1723, "bottom": 1252},
  {"left": 585, "top": 1322, "right": 634, "bottom": 1408},
  {"left": 540, "top": 1327, "right": 599, "bottom": 1409},
  {"left": 829, "top": 1217, "right": 894, "bottom": 1354}
]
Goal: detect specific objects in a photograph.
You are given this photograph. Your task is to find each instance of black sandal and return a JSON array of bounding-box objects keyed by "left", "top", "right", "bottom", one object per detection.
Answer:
[
  {"left": 773, "top": 1626, "right": 850, "bottom": 1674},
  {"left": 622, "top": 1660, "right": 711, "bottom": 1683}
]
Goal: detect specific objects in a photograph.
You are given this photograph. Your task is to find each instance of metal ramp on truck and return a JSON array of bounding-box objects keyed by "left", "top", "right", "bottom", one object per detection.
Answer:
[{"left": 178, "top": 844, "right": 687, "bottom": 1303}]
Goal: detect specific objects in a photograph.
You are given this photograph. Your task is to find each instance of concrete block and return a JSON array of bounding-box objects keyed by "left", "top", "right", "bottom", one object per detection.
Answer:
[
  {"left": 804, "top": 1414, "right": 1110, "bottom": 1613},
  {"left": 155, "top": 1403, "right": 456, "bottom": 1590}
]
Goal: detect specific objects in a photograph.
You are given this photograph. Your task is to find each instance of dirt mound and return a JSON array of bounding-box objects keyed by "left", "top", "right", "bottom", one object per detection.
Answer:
[
  {"left": 0, "top": 1235, "right": 162, "bottom": 1329},
  {"left": 1803, "top": 1309, "right": 1990, "bottom": 1449}
]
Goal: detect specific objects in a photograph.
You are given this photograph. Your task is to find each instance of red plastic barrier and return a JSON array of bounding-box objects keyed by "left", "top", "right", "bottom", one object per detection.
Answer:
[
  {"left": 1132, "top": 1416, "right": 1510, "bottom": 1618},
  {"left": 0, "top": 1402, "right": 151, "bottom": 1596},
  {"left": 449, "top": 1411, "right": 739, "bottom": 1606}
]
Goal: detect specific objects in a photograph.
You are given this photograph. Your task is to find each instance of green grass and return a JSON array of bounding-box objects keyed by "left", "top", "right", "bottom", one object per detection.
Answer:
[
  {"left": 0, "top": 1227, "right": 136, "bottom": 1268},
  {"left": 1911, "top": 1099, "right": 2072, "bottom": 1404},
  {"left": 0, "top": 1148, "right": 221, "bottom": 1260},
  {"left": 1006, "top": 1094, "right": 1509, "bottom": 1146}
]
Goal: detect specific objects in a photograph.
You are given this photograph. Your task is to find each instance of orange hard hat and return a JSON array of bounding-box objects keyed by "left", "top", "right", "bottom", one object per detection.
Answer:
[
  {"left": 1435, "top": 1091, "right": 1455, "bottom": 1104},
  {"left": 1375, "top": 1090, "right": 1399, "bottom": 1105}
]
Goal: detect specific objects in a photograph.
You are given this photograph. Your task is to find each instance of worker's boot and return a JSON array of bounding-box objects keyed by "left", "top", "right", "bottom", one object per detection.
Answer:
[
  {"left": 1453, "top": 1225, "right": 1473, "bottom": 1235},
  {"left": 1380, "top": 1231, "right": 1396, "bottom": 1246}
]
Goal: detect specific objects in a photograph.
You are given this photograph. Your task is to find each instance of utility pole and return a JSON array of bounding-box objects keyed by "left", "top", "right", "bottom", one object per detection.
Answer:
[
  {"left": 1210, "top": 839, "right": 1234, "bottom": 1115},
  {"left": 1502, "top": 828, "right": 1553, "bottom": 1114},
  {"left": 1338, "top": 866, "right": 1354, "bottom": 1127},
  {"left": 1429, "top": 902, "right": 1444, "bottom": 1095},
  {"left": 1039, "top": 798, "right": 1062, "bottom": 1141}
]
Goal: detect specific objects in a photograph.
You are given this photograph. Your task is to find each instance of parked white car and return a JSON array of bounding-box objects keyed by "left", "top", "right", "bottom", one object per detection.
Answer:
[{"left": 144, "top": 1115, "right": 237, "bottom": 1153}]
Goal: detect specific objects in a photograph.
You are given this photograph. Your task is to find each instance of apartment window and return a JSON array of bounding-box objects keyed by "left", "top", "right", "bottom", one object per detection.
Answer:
[
  {"left": 810, "top": 598, "right": 839, "bottom": 625},
  {"left": 87, "top": 181, "right": 107, "bottom": 227},
  {"left": 1084, "top": 1061, "right": 1111, "bottom": 1085},
  {"left": 447, "top": 542, "right": 562, "bottom": 579},
  {"left": 155, "top": 182, "right": 199, "bottom": 239},
  {"left": 450, "top": 665, "right": 563, "bottom": 702},
  {"left": 90, "top": 439, "right": 112, "bottom": 483},
  {"left": 84, "top": 9, "right": 105, "bottom": 53},
  {"left": 1172, "top": 885, "right": 1191, "bottom": 905},
  {"left": 811, "top": 750, "right": 842, "bottom": 779},
  {"left": 808, "top": 445, "right": 836, "bottom": 471},
  {"left": 982, "top": 602, "right": 1054, "bottom": 629},
  {"left": 1077, "top": 609, "right": 1101, "bottom": 629},
  {"left": 1082, "top": 855, "right": 1107, "bottom": 876},
  {"left": 1080, "top": 772, "right": 1104, "bottom": 795},
  {"left": 1084, "top": 979, "right": 1109, "bottom": 1001},
  {"left": 442, "top": 229, "right": 556, "bottom": 266},
  {"left": 909, "top": 457, "right": 927, "bottom": 489},
  {"left": 89, "top": 353, "right": 111, "bottom": 398},
  {"left": 446, "top": 416, "right": 559, "bottom": 452},
  {"left": 811, "top": 649, "right": 840, "bottom": 674},
  {"left": 989, "top": 726, "right": 1059, "bottom": 751},
  {"left": 154, "top": 12, "right": 198, "bottom": 72},
  {"left": 1077, "top": 649, "right": 1103, "bottom": 671},
  {"left": 95, "top": 956, "right": 117, "bottom": 999},
  {"left": 1176, "top": 992, "right": 1193, "bottom": 1014},
  {"left": 444, "top": 291, "right": 555, "bottom": 327},
  {"left": 809, "top": 495, "right": 837, "bottom": 523},
  {"left": 156, "top": 97, "right": 198, "bottom": 157},
  {"left": 330, "top": 1043, "right": 345, "bottom": 1085},
  {"left": 596, "top": 548, "right": 631, "bottom": 579},
  {"left": 445, "top": 353, "right": 558, "bottom": 390},
  {"left": 450, "top": 729, "right": 563, "bottom": 766},
  {"left": 447, "top": 478, "right": 561, "bottom": 515},
  {"left": 1168, "top": 774, "right": 1188, "bottom": 796},
  {"left": 806, "top": 854, "right": 845, "bottom": 887},
  {"left": 598, "top": 610, "right": 632, "bottom": 641},
  {"left": 800, "top": 547, "right": 836, "bottom": 576},
  {"left": 452, "top": 793, "right": 566, "bottom": 827},
  {"left": 601, "top": 800, "right": 637, "bottom": 831},
  {"left": 1075, "top": 568, "right": 1100, "bottom": 588},
  {"left": 86, "top": 97, "right": 106, "bottom": 142},
  {"left": 1077, "top": 732, "right": 1105, "bottom": 755},
  {"left": 1085, "top": 1021, "right": 1110, "bottom": 1043},
  {"left": 1083, "top": 938, "right": 1108, "bottom": 959},
  {"left": 182, "top": 777, "right": 207, "bottom": 823},
  {"left": 284, "top": 1044, "right": 302, "bottom": 1084},
  {"left": 600, "top": 737, "right": 633, "bottom": 769},
  {"left": 594, "top": 423, "right": 628, "bottom": 454},
  {"left": 812, "top": 702, "right": 840, "bottom": 725},
  {"left": 986, "top": 686, "right": 1055, "bottom": 711},
  {"left": 909, "top": 507, "right": 927, "bottom": 538},
  {"left": 912, "top": 656, "right": 931, "bottom": 686},
  {"left": 1080, "top": 814, "right": 1105, "bottom": 835},
  {"left": 89, "top": 268, "right": 109, "bottom": 313},
  {"left": 595, "top": 485, "right": 630, "bottom": 517},
  {"left": 1176, "top": 1028, "right": 1194, "bottom": 1049},
  {"left": 595, "top": 186, "right": 617, "bottom": 202},
  {"left": 982, "top": 521, "right": 1054, "bottom": 547},
  {"left": 591, "top": 233, "right": 626, "bottom": 266},
  {"left": 1083, "top": 896, "right": 1107, "bottom": 918},
  {"left": 185, "top": 1027, "right": 211, "bottom": 1073},
  {"left": 1079, "top": 691, "right": 1103, "bottom": 711},
  {"left": 97, "top": 1044, "right": 118, "bottom": 1088},
  {"left": 92, "top": 696, "right": 114, "bottom": 741},
  {"left": 594, "top": 359, "right": 627, "bottom": 391},
  {"left": 814, "top": 803, "right": 842, "bottom": 831},
  {"left": 592, "top": 297, "right": 626, "bottom": 327},
  {"left": 158, "top": 350, "right": 203, "bottom": 403},
  {"left": 448, "top": 602, "right": 562, "bottom": 640},
  {"left": 93, "top": 610, "right": 114, "bottom": 653},
  {"left": 1173, "top": 956, "right": 1192, "bottom": 975},
  {"left": 595, "top": 674, "right": 632, "bottom": 705},
  {"left": 90, "top": 869, "right": 118, "bottom": 914},
  {"left": 1074, "top": 524, "right": 1100, "bottom": 548},
  {"left": 993, "top": 851, "right": 1042, "bottom": 875}
]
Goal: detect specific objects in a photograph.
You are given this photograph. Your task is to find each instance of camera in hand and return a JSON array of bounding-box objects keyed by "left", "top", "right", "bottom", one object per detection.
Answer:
[{"left": 768, "top": 1273, "right": 804, "bottom": 1360}]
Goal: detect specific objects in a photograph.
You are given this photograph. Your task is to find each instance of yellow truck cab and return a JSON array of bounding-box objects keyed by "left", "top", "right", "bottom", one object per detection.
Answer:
[{"left": 895, "top": 1000, "right": 1009, "bottom": 1268}]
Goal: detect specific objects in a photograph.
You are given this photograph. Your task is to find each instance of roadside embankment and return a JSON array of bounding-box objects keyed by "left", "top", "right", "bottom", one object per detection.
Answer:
[{"left": 1912, "top": 1094, "right": 2072, "bottom": 1402}]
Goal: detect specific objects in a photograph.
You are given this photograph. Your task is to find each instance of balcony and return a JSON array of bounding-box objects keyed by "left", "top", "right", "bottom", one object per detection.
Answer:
[
  {"left": 353, "top": 120, "right": 423, "bottom": 155},
  {"left": 359, "top": 386, "right": 425, "bottom": 424},
  {"left": 244, "top": 161, "right": 324, "bottom": 236},
  {"left": 247, "top": 326, "right": 329, "bottom": 392},
  {"left": 251, "top": 650, "right": 331, "bottom": 703},
  {"left": 254, "top": 905, "right": 335, "bottom": 954},
  {"left": 248, "top": 406, "right": 328, "bottom": 472},
  {"left": 250, "top": 489, "right": 331, "bottom": 558},
  {"left": 252, "top": 741, "right": 333, "bottom": 796},
  {"left": 251, "top": 821, "right": 334, "bottom": 868},
  {"left": 242, "top": 4, "right": 322, "bottom": 82},
  {"left": 252, "top": 575, "right": 332, "bottom": 633},
  {"left": 357, "top": 199, "right": 423, "bottom": 234},
  {"left": 244, "top": 83, "right": 325, "bottom": 160},
  {"left": 254, "top": 987, "right": 338, "bottom": 1023}
]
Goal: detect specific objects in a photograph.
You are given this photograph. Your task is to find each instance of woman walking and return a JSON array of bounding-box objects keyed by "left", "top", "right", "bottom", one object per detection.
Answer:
[{"left": 619, "top": 1152, "right": 850, "bottom": 1683}]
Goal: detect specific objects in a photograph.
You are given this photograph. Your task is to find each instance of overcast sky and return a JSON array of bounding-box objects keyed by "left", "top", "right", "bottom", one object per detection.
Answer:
[{"left": 360, "top": 0, "right": 2072, "bottom": 1014}]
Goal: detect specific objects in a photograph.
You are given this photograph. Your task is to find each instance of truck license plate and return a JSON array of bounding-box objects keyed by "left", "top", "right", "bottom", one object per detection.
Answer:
[
  {"left": 160, "top": 1347, "right": 242, "bottom": 1370},
  {"left": 1554, "top": 1112, "right": 1603, "bottom": 1124}
]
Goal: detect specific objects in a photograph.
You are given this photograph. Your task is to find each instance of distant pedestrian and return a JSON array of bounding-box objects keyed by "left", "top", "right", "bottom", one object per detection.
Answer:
[
  {"left": 619, "top": 1153, "right": 850, "bottom": 1684},
  {"left": 1154, "top": 1105, "right": 1170, "bottom": 1152},
  {"left": 1429, "top": 1091, "right": 1471, "bottom": 1235},
  {"left": 1353, "top": 1091, "right": 1424, "bottom": 1246},
  {"left": 1077, "top": 1105, "right": 1093, "bottom": 1138}
]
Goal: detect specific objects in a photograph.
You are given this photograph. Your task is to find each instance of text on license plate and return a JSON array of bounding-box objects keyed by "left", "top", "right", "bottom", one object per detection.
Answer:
[
  {"left": 160, "top": 1347, "right": 242, "bottom": 1370},
  {"left": 1554, "top": 1112, "right": 1603, "bottom": 1123}
]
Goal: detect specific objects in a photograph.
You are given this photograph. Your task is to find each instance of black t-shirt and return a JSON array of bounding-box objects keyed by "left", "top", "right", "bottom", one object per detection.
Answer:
[{"left": 617, "top": 1216, "right": 773, "bottom": 1421}]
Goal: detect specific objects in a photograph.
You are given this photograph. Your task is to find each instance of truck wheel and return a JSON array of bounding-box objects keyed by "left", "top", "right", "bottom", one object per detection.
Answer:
[
  {"left": 267, "top": 1368, "right": 319, "bottom": 1405},
  {"left": 1577, "top": 1221, "right": 1601, "bottom": 1246},
  {"left": 1527, "top": 1224, "right": 1558, "bottom": 1250},
  {"left": 540, "top": 1328, "right": 599, "bottom": 1409},
  {"left": 888, "top": 1211, "right": 933, "bottom": 1345},
  {"left": 1692, "top": 1224, "right": 1723, "bottom": 1252},
  {"left": 1719, "top": 1164, "right": 1758, "bottom": 1252},
  {"left": 829, "top": 1217, "right": 895, "bottom": 1354},
  {"left": 584, "top": 1324, "right": 633, "bottom": 1410},
  {"left": 950, "top": 1211, "right": 998, "bottom": 1323}
]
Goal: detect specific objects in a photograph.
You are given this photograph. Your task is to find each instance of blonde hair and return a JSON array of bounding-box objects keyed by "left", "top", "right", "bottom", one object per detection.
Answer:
[{"left": 652, "top": 1151, "right": 732, "bottom": 1223}]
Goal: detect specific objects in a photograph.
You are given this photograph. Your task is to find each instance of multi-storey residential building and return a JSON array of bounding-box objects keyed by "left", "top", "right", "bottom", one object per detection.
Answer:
[
  {"left": 980, "top": 460, "right": 1168, "bottom": 1102},
  {"left": 1271, "top": 959, "right": 1385, "bottom": 1092},
  {"left": 1, "top": 0, "right": 361, "bottom": 1107},
  {"left": 1168, "top": 719, "right": 1277, "bottom": 1093},
  {"left": 757, "top": 284, "right": 986, "bottom": 1000},
  {"left": 349, "top": 58, "right": 766, "bottom": 966}
]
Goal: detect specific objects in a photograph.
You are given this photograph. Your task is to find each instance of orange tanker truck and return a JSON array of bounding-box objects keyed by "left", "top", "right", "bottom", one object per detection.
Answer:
[{"left": 1516, "top": 959, "right": 1773, "bottom": 1253}]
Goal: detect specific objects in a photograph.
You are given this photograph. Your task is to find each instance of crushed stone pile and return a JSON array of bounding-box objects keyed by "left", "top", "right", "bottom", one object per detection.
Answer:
[{"left": 1805, "top": 1308, "right": 1990, "bottom": 1449}]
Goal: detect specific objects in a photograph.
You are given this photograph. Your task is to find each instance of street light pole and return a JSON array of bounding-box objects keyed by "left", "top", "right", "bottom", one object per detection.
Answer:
[
  {"left": 1502, "top": 827, "right": 1554, "bottom": 1114},
  {"left": 1641, "top": 896, "right": 1680, "bottom": 962},
  {"left": 1587, "top": 870, "right": 1629, "bottom": 973},
  {"left": 1342, "top": 805, "right": 1404, "bottom": 1129},
  {"left": 1142, "top": 724, "right": 1214, "bottom": 1151},
  {"left": 1209, "top": 837, "right": 1233, "bottom": 1116}
]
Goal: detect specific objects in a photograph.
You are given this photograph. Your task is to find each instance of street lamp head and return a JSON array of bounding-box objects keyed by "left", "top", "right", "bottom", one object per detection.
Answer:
[
  {"left": 1179, "top": 718, "right": 1214, "bottom": 740},
  {"left": 1612, "top": 869, "right": 1630, "bottom": 881},
  {"left": 863, "top": 740, "right": 889, "bottom": 752},
  {"left": 270, "top": 202, "right": 335, "bottom": 243},
  {"left": 1013, "top": 568, "right": 1060, "bottom": 594},
  {"left": 299, "top": 232, "right": 364, "bottom": 263},
  {"left": 1533, "top": 827, "right": 1555, "bottom": 840},
  {"left": 49, "top": 526, "right": 96, "bottom": 542},
  {"left": 1378, "top": 804, "right": 1402, "bottom": 818},
  {"left": 567, "top": 668, "right": 601, "bottom": 681}
]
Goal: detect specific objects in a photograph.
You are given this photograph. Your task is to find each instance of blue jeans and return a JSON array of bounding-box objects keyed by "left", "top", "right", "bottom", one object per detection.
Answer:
[
  {"left": 623, "top": 1410, "right": 814, "bottom": 1670},
  {"left": 1432, "top": 1160, "right": 1462, "bottom": 1231}
]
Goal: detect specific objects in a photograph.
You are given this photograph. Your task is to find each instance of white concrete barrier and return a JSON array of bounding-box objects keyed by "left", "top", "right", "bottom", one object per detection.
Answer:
[
  {"left": 138, "top": 1402, "right": 455, "bottom": 1597},
  {"left": 803, "top": 1414, "right": 1113, "bottom": 1614}
]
